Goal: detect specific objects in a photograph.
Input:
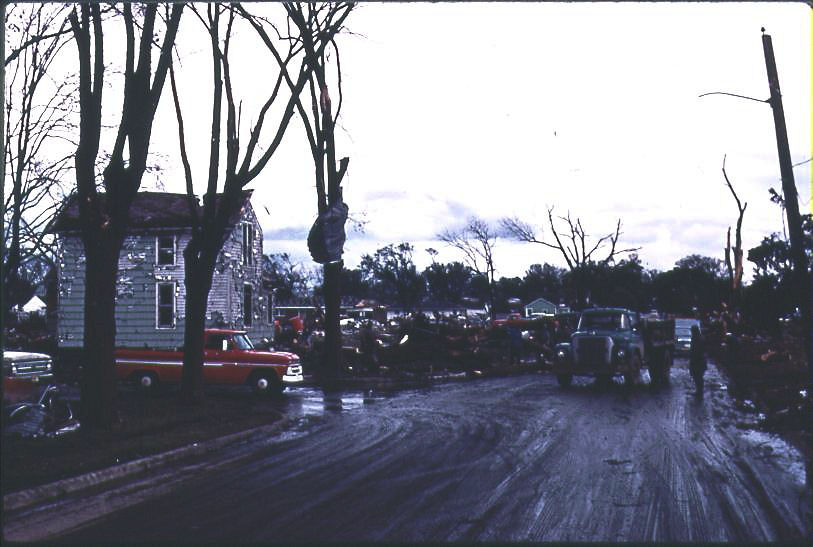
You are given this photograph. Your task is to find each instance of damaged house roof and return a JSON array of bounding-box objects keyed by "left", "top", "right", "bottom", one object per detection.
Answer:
[{"left": 51, "top": 191, "right": 254, "bottom": 232}]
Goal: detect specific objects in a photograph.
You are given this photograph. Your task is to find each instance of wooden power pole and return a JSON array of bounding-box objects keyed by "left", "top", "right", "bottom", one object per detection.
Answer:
[{"left": 762, "top": 30, "right": 813, "bottom": 385}]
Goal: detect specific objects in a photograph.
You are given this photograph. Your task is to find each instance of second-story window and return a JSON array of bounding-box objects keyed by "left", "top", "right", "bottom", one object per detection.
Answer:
[
  {"left": 157, "top": 235, "right": 175, "bottom": 265},
  {"left": 242, "top": 223, "right": 254, "bottom": 266}
]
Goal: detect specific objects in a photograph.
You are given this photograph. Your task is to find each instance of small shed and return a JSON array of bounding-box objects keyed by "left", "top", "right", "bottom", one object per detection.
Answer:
[
  {"left": 14, "top": 295, "right": 47, "bottom": 320},
  {"left": 21, "top": 295, "right": 47, "bottom": 315}
]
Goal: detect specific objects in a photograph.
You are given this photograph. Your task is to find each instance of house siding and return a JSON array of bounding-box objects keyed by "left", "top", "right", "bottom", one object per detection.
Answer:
[{"left": 56, "top": 202, "right": 272, "bottom": 350}]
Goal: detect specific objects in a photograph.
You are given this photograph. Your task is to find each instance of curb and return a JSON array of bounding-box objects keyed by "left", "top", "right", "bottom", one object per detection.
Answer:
[{"left": 3, "top": 413, "right": 291, "bottom": 513}]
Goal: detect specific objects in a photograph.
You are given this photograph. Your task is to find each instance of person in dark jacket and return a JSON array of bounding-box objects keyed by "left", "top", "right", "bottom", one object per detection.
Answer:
[
  {"left": 689, "top": 325, "right": 706, "bottom": 396},
  {"left": 507, "top": 325, "right": 523, "bottom": 365},
  {"left": 359, "top": 320, "right": 379, "bottom": 374}
]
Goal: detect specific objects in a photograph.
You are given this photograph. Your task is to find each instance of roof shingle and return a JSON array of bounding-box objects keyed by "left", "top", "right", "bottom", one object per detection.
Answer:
[{"left": 51, "top": 191, "right": 253, "bottom": 232}]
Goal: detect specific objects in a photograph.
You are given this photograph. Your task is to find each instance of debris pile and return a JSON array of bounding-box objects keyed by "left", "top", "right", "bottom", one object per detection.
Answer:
[
  {"left": 288, "top": 314, "right": 576, "bottom": 378},
  {"left": 704, "top": 316, "right": 812, "bottom": 456}
]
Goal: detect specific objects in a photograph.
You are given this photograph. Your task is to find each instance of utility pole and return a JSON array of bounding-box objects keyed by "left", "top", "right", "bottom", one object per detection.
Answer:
[{"left": 762, "top": 30, "right": 813, "bottom": 385}]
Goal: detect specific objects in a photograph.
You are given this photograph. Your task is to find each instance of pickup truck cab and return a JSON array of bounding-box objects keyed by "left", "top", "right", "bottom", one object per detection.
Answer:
[
  {"left": 552, "top": 308, "right": 674, "bottom": 387},
  {"left": 115, "top": 329, "right": 303, "bottom": 394}
]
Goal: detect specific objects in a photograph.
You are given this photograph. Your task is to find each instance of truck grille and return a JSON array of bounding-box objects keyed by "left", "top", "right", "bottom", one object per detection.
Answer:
[
  {"left": 11, "top": 359, "right": 52, "bottom": 377},
  {"left": 574, "top": 337, "right": 612, "bottom": 368}
]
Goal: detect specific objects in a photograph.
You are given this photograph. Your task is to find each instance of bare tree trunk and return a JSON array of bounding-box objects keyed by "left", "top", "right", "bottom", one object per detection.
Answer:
[
  {"left": 4, "top": 193, "right": 22, "bottom": 309},
  {"left": 181, "top": 243, "right": 216, "bottom": 404},
  {"left": 67, "top": 4, "right": 183, "bottom": 430},
  {"left": 722, "top": 156, "right": 747, "bottom": 309},
  {"left": 322, "top": 260, "right": 343, "bottom": 381},
  {"left": 1, "top": 0, "right": 7, "bottom": 409},
  {"left": 171, "top": 4, "right": 325, "bottom": 399},
  {"left": 573, "top": 267, "right": 588, "bottom": 310},
  {"left": 80, "top": 231, "right": 121, "bottom": 429}
]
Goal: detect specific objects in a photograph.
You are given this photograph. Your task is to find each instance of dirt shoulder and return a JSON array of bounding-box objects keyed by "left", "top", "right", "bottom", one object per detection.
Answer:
[{"left": 2, "top": 385, "right": 286, "bottom": 495}]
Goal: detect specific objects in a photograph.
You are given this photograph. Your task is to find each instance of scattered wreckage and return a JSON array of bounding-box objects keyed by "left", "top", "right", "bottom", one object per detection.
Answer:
[
  {"left": 4, "top": 384, "right": 80, "bottom": 439},
  {"left": 4, "top": 351, "right": 79, "bottom": 438}
]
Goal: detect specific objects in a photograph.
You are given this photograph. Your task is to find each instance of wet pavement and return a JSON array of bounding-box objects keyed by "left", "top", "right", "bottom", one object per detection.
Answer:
[{"left": 5, "top": 359, "right": 812, "bottom": 542}]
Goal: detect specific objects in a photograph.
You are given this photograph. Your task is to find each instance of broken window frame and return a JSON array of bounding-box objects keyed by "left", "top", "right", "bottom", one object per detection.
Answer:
[
  {"left": 156, "top": 234, "right": 176, "bottom": 266},
  {"left": 242, "top": 223, "right": 255, "bottom": 266},
  {"left": 156, "top": 282, "right": 176, "bottom": 329}
]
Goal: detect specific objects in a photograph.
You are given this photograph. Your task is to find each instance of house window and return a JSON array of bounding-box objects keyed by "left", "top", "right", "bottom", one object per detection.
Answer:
[
  {"left": 242, "top": 223, "right": 254, "bottom": 266},
  {"left": 156, "top": 282, "right": 176, "bottom": 329},
  {"left": 243, "top": 284, "right": 253, "bottom": 327},
  {"left": 157, "top": 235, "right": 175, "bottom": 265}
]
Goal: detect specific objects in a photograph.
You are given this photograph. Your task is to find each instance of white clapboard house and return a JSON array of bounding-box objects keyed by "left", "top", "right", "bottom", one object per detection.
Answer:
[{"left": 52, "top": 191, "right": 273, "bottom": 350}]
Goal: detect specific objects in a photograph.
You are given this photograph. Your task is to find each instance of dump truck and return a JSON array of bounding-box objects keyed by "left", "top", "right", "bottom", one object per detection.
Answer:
[{"left": 552, "top": 308, "right": 674, "bottom": 387}]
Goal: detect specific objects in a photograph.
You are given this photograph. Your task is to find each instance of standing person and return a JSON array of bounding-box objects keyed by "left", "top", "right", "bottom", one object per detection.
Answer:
[
  {"left": 359, "top": 321, "right": 379, "bottom": 374},
  {"left": 689, "top": 325, "right": 706, "bottom": 397},
  {"left": 507, "top": 324, "right": 522, "bottom": 365}
]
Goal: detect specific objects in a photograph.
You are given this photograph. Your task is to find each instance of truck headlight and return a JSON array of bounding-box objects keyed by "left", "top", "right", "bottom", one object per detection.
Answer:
[
  {"left": 11, "top": 364, "right": 18, "bottom": 375},
  {"left": 556, "top": 349, "right": 567, "bottom": 360},
  {"left": 616, "top": 348, "right": 626, "bottom": 359},
  {"left": 46, "top": 361, "right": 52, "bottom": 370}
]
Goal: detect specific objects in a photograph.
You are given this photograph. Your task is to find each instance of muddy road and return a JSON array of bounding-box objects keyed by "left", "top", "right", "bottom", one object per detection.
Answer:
[{"left": 12, "top": 359, "right": 813, "bottom": 542}]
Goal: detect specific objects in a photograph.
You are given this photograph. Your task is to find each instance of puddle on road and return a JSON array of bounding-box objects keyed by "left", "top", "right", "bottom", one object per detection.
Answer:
[{"left": 282, "top": 387, "right": 387, "bottom": 418}]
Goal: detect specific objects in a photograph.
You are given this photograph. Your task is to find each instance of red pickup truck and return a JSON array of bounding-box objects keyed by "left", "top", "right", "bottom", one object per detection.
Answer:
[{"left": 115, "top": 329, "right": 303, "bottom": 394}]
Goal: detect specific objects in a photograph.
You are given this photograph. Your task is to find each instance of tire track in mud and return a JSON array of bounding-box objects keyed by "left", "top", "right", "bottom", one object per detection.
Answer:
[{"left": 54, "top": 366, "right": 810, "bottom": 543}]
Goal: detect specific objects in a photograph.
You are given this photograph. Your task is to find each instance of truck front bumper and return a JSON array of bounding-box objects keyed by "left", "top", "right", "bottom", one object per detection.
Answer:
[
  {"left": 282, "top": 364, "right": 304, "bottom": 384},
  {"left": 552, "top": 357, "right": 635, "bottom": 377}
]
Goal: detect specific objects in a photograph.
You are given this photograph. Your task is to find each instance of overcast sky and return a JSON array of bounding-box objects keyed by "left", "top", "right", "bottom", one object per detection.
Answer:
[{"left": 145, "top": 2, "right": 811, "bottom": 280}]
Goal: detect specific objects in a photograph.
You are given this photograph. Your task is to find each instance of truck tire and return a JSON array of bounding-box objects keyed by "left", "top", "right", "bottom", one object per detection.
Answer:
[
  {"left": 249, "top": 371, "right": 283, "bottom": 395},
  {"left": 651, "top": 350, "right": 671, "bottom": 387},
  {"left": 556, "top": 374, "right": 572, "bottom": 387},
  {"left": 650, "top": 362, "right": 663, "bottom": 387},
  {"left": 624, "top": 354, "right": 642, "bottom": 386},
  {"left": 132, "top": 371, "right": 158, "bottom": 393}
]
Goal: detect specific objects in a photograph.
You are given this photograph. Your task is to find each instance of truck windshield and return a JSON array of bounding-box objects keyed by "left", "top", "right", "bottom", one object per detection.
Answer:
[
  {"left": 233, "top": 334, "right": 254, "bottom": 350},
  {"left": 579, "top": 313, "right": 626, "bottom": 330}
]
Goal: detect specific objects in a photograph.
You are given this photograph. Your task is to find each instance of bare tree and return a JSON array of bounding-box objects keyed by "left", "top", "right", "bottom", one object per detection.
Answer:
[
  {"left": 721, "top": 155, "right": 747, "bottom": 304},
  {"left": 4, "top": 7, "right": 75, "bottom": 69},
  {"left": 243, "top": 2, "right": 355, "bottom": 382},
  {"left": 438, "top": 217, "right": 498, "bottom": 318},
  {"left": 502, "top": 207, "right": 639, "bottom": 308},
  {"left": 67, "top": 4, "right": 184, "bottom": 429},
  {"left": 3, "top": 4, "right": 76, "bottom": 310},
  {"left": 169, "top": 3, "right": 326, "bottom": 403}
]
